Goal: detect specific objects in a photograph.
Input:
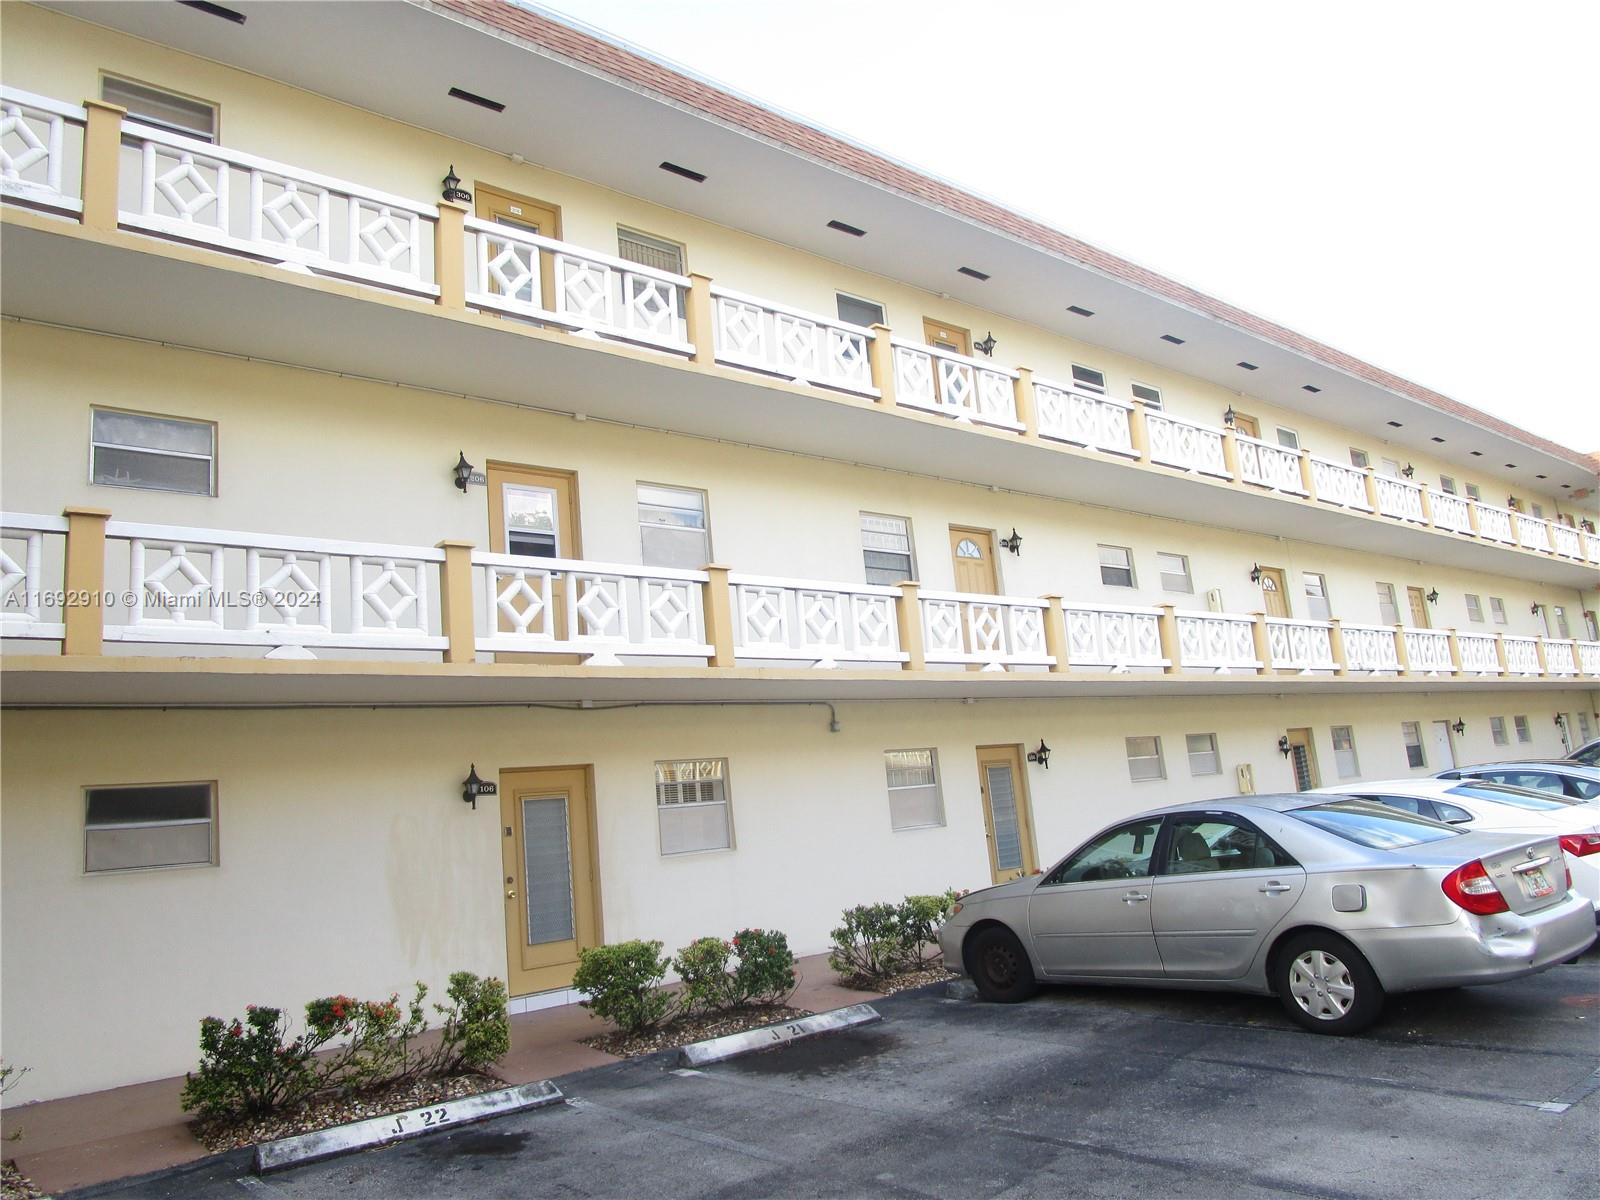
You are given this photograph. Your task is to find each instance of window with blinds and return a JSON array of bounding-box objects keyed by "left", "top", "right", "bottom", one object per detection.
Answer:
[
  {"left": 1156, "top": 552, "right": 1192, "bottom": 593},
  {"left": 1490, "top": 716, "right": 1508, "bottom": 746},
  {"left": 884, "top": 749, "right": 944, "bottom": 830},
  {"left": 103, "top": 76, "right": 217, "bottom": 142},
  {"left": 85, "top": 782, "right": 215, "bottom": 872},
  {"left": 861, "top": 513, "right": 915, "bottom": 585},
  {"left": 655, "top": 759, "right": 732, "bottom": 855},
  {"left": 638, "top": 484, "right": 709, "bottom": 569},
  {"left": 1185, "top": 733, "right": 1220, "bottom": 776},
  {"left": 1125, "top": 736, "right": 1165, "bottom": 782},
  {"left": 1331, "top": 726, "right": 1360, "bottom": 778},
  {"left": 1401, "top": 722, "right": 1426, "bottom": 768},
  {"left": 617, "top": 227, "right": 685, "bottom": 275},
  {"left": 91, "top": 408, "right": 215, "bottom": 496},
  {"left": 1465, "top": 594, "right": 1483, "bottom": 622},
  {"left": 1513, "top": 715, "right": 1531, "bottom": 743}
]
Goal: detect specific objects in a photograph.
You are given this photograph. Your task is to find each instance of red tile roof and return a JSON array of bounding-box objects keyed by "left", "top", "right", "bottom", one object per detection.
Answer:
[{"left": 436, "top": 0, "right": 1594, "bottom": 477}]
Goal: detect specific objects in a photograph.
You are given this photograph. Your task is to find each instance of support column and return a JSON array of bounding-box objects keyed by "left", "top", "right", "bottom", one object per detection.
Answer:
[
  {"left": 1157, "top": 603, "right": 1180, "bottom": 675},
  {"left": 686, "top": 273, "right": 717, "bottom": 368},
  {"left": 1297, "top": 452, "right": 1318, "bottom": 504},
  {"left": 868, "top": 324, "right": 896, "bottom": 409},
  {"left": 1445, "top": 629, "right": 1463, "bottom": 675},
  {"left": 80, "top": 99, "right": 126, "bottom": 232},
  {"left": 1362, "top": 469, "right": 1381, "bottom": 513},
  {"left": 1493, "top": 632, "right": 1509, "bottom": 673},
  {"left": 1126, "top": 401, "right": 1151, "bottom": 463},
  {"left": 1221, "top": 430, "right": 1243, "bottom": 484},
  {"left": 1328, "top": 618, "right": 1348, "bottom": 677},
  {"left": 62, "top": 506, "right": 110, "bottom": 655},
  {"left": 701, "top": 564, "right": 736, "bottom": 667},
  {"left": 1417, "top": 485, "right": 1435, "bottom": 529},
  {"left": 1534, "top": 637, "right": 1549, "bottom": 678},
  {"left": 1394, "top": 625, "right": 1412, "bottom": 675},
  {"left": 434, "top": 199, "right": 469, "bottom": 311},
  {"left": 1013, "top": 367, "right": 1037, "bottom": 439},
  {"left": 1040, "top": 593, "right": 1068, "bottom": 674},
  {"left": 436, "top": 539, "right": 476, "bottom": 663},
  {"left": 1466, "top": 500, "right": 1482, "bottom": 537},
  {"left": 895, "top": 581, "right": 925, "bottom": 672},
  {"left": 1250, "top": 612, "right": 1270, "bottom": 675}
]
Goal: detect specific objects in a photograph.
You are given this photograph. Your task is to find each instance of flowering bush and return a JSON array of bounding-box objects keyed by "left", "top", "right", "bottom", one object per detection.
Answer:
[
  {"left": 180, "top": 1005, "right": 318, "bottom": 1119},
  {"left": 727, "top": 928, "right": 796, "bottom": 1006},
  {"left": 573, "top": 940, "right": 674, "bottom": 1033},
  {"left": 672, "top": 937, "right": 736, "bottom": 1017},
  {"left": 828, "top": 892, "right": 958, "bottom": 987}
]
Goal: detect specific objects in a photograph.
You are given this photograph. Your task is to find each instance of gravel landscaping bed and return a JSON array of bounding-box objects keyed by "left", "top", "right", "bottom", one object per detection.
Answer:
[
  {"left": 583, "top": 1006, "right": 814, "bottom": 1059},
  {"left": 190, "top": 1071, "right": 502, "bottom": 1152},
  {"left": 866, "top": 964, "right": 960, "bottom": 995},
  {"left": 1, "top": 1162, "right": 43, "bottom": 1200}
]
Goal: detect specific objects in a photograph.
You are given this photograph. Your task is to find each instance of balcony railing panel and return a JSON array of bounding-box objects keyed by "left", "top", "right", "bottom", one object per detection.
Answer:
[
  {"left": 1374, "top": 476, "right": 1427, "bottom": 524},
  {"left": 1173, "top": 612, "right": 1258, "bottom": 673},
  {"left": 1265, "top": 618, "right": 1337, "bottom": 672},
  {"left": 729, "top": 574, "right": 903, "bottom": 667},
  {"left": 1550, "top": 524, "right": 1582, "bottom": 559},
  {"left": 119, "top": 121, "right": 438, "bottom": 298},
  {"left": 1145, "top": 413, "right": 1230, "bottom": 479},
  {"left": 1, "top": 512, "right": 68, "bottom": 640},
  {"left": 1578, "top": 640, "right": 1600, "bottom": 677},
  {"left": 1342, "top": 624, "right": 1402, "bottom": 673},
  {"left": 921, "top": 591, "right": 1052, "bottom": 670},
  {"left": 710, "top": 288, "right": 875, "bottom": 396},
  {"left": 1236, "top": 436, "right": 1307, "bottom": 496},
  {"left": 891, "top": 341, "right": 1021, "bottom": 432},
  {"left": 0, "top": 87, "right": 83, "bottom": 217},
  {"left": 1057, "top": 603, "right": 1166, "bottom": 671},
  {"left": 1401, "top": 627, "right": 1453, "bottom": 674},
  {"left": 1585, "top": 533, "right": 1600, "bottom": 565},
  {"left": 475, "top": 552, "right": 709, "bottom": 663},
  {"left": 1309, "top": 457, "right": 1372, "bottom": 511},
  {"left": 1456, "top": 632, "right": 1501, "bottom": 675},
  {"left": 1514, "top": 514, "right": 1552, "bottom": 553},
  {"left": 1475, "top": 503, "right": 1517, "bottom": 545},
  {"left": 1428, "top": 490, "right": 1473, "bottom": 535},
  {"left": 1034, "top": 382, "right": 1137, "bottom": 458},
  {"left": 1502, "top": 635, "right": 1542, "bottom": 676},
  {"left": 1542, "top": 640, "right": 1577, "bottom": 676}
]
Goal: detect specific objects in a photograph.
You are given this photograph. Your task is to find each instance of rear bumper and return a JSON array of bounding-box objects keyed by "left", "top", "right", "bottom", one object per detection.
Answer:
[{"left": 1358, "top": 894, "right": 1597, "bottom": 992}]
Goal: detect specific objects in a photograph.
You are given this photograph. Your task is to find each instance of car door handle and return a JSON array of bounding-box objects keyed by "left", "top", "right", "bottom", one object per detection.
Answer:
[
  {"left": 1258, "top": 882, "right": 1293, "bottom": 895},
  {"left": 1122, "top": 891, "right": 1149, "bottom": 903}
]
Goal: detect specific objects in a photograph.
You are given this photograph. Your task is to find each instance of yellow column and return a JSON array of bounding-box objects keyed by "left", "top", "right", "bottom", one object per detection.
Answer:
[
  {"left": 1328, "top": 618, "right": 1348, "bottom": 677},
  {"left": 1466, "top": 499, "right": 1482, "bottom": 536},
  {"left": 1250, "top": 612, "right": 1271, "bottom": 675},
  {"left": 1040, "top": 594, "right": 1068, "bottom": 674},
  {"left": 1221, "top": 430, "right": 1243, "bottom": 484},
  {"left": 1534, "top": 637, "right": 1549, "bottom": 677},
  {"left": 1493, "top": 632, "right": 1508, "bottom": 673},
  {"left": 434, "top": 199, "right": 469, "bottom": 311},
  {"left": 1013, "top": 367, "right": 1037, "bottom": 439},
  {"left": 1126, "top": 400, "right": 1151, "bottom": 463},
  {"left": 436, "top": 539, "right": 476, "bottom": 663},
  {"left": 62, "top": 506, "right": 111, "bottom": 655},
  {"left": 1157, "top": 603, "right": 1180, "bottom": 675},
  {"left": 1362, "top": 469, "right": 1381, "bottom": 513},
  {"left": 1297, "top": 453, "right": 1318, "bottom": 504},
  {"left": 80, "top": 99, "right": 126, "bottom": 232},
  {"left": 868, "top": 324, "right": 896, "bottom": 409},
  {"left": 686, "top": 273, "right": 717, "bottom": 368},
  {"left": 1417, "top": 485, "right": 1435, "bottom": 528},
  {"left": 895, "top": 581, "right": 925, "bottom": 672},
  {"left": 701, "top": 564, "right": 736, "bottom": 667},
  {"left": 1393, "top": 625, "right": 1412, "bottom": 675},
  {"left": 1445, "top": 629, "right": 1462, "bottom": 675}
]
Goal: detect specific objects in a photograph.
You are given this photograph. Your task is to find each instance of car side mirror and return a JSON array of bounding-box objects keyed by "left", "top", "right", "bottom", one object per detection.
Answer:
[{"left": 1444, "top": 814, "right": 1472, "bottom": 825}]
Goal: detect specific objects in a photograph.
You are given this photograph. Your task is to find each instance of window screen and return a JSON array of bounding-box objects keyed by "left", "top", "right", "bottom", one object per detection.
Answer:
[
  {"left": 1185, "top": 733, "right": 1219, "bottom": 776},
  {"left": 1489, "top": 716, "right": 1508, "bottom": 746},
  {"left": 1071, "top": 365, "right": 1106, "bottom": 393},
  {"left": 1465, "top": 594, "right": 1483, "bottom": 622},
  {"left": 616, "top": 228, "right": 685, "bottom": 275},
  {"left": 638, "top": 484, "right": 709, "bottom": 569},
  {"left": 884, "top": 749, "right": 944, "bottom": 830},
  {"left": 1303, "top": 573, "right": 1331, "bottom": 621},
  {"left": 1376, "top": 583, "right": 1399, "bottom": 625},
  {"left": 1489, "top": 596, "right": 1507, "bottom": 624},
  {"left": 1276, "top": 428, "right": 1300, "bottom": 450},
  {"left": 91, "top": 409, "right": 215, "bottom": 496},
  {"left": 861, "top": 513, "right": 914, "bottom": 585},
  {"left": 1439, "top": 476, "right": 1456, "bottom": 494},
  {"left": 1513, "top": 715, "right": 1531, "bottom": 743},
  {"left": 1130, "top": 383, "right": 1162, "bottom": 409},
  {"left": 1125, "top": 735, "right": 1165, "bottom": 782},
  {"left": 1349, "top": 448, "right": 1370, "bottom": 469},
  {"left": 85, "top": 782, "right": 215, "bottom": 872},
  {"left": 1331, "top": 725, "right": 1360, "bottom": 778},
  {"left": 836, "top": 293, "right": 886, "bottom": 328},
  {"left": 656, "top": 759, "right": 732, "bottom": 855},
  {"left": 1402, "top": 722, "right": 1425, "bottom": 768},
  {"left": 1465, "top": 483, "right": 1482, "bottom": 501},
  {"left": 1156, "top": 552, "right": 1191, "bottom": 593},
  {"left": 103, "top": 76, "right": 217, "bottom": 142},
  {"left": 1099, "top": 545, "right": 1135, "bottom": 588}
]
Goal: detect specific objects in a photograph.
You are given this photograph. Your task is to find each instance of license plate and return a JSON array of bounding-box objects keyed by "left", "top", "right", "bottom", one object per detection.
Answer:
[{"left": 1518, "top": 867, "right": 1554, "bottom": 899}]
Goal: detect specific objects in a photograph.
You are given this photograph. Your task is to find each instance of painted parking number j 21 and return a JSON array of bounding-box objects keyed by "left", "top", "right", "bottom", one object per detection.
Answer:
[{"left": 391, "top": 1106, "right": 451, "bottom": 1136}]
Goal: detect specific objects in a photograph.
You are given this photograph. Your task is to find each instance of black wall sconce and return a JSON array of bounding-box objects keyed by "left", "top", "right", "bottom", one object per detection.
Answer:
[
  {"left": 999, "top": 528, "right": 1023, "bottom": 556},
  {"left": 1507, "top": 495, "right": 1520, "bottom": 509},
  {"left": 1451, "top": 718, "right": 1465, "bottom": 735},
  {"left": 1554, "top": 714, "right": 1566, "bottom": 728},
  {"left": 1401, "top": 463, "right": 1415, "bottom": 479},
  {"left": 1531, "top": 601, "right": 1543, "bottom": 616},
  {"left": 1426, "top": 588, "right": 1439, "bottom": 604},
  {"left": 1027, "top": 740, "right": 1051, "bottom": 769},
  {"left": 1277, "top": 735, "right": 1291, "bottom": 758},
  {"left": 1249, "top": 563, "right": 1263, "bottom": 584},
  {"left": 453, "top": 451, "right": 475, "bottom": 492},
  {"left": 974, "top": 331, "right": 997, "bottom": 357},
  {"left": 462, "top": 764, "right": 497, "bottom": 810},
  {"left": 1223, "top": 405, "right": 1237, "bottom": 428},
  {"left": 441, "top": 164, "right": 472, "bottom": 204}
]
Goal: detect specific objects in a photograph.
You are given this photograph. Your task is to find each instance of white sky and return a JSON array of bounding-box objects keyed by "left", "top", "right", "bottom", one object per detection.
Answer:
[{"left": 537, "top": 0, "right": 1599, "bottom": 454}]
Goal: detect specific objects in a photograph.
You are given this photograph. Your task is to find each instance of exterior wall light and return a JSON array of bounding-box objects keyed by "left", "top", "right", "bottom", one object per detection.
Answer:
[
  {"left": 1507, "top": 495, "right": 1520, "bottom": 508},
  {"left": 1277, "top": 735, "right": 1291, "bottom": 757},
  {"left": 999, "top": 528, "right": 1023, "bottom": 556},
  {"left": 442, "top": 165, "right": 473, "bottom": 204},
  {"left": 1401, "top": 463, "right": 1415, "bottom": 479},
  {"left": 462, "top": 764, "right": 497, "bottom": 810},
  {"left": 1249, "top": 563, "right": 1263, "bottom": 584},
  {"left": 1531, "top": 602, "right": 1543, "bottom": 616},
  {"left": 1555, "top": 714, "right": 1566, "bottom": 728},
  {"left": 1223, "top": 406, "right": 1237, "bottom": 428},
  {"left": 974, "top": 332, "right": 997, "bottom": 357},
  {"left": 1452, "top": 718, "right": 1466, "bottom": 735},
  {"left": 1426, "top": 588, "right": 1439, "bottom": 604},
  {"left": 454, "top": 451, "right": 475, "bottom": 492},
  {"left": 1027, "top": 740, "right": 1051, "bottom": 769}
]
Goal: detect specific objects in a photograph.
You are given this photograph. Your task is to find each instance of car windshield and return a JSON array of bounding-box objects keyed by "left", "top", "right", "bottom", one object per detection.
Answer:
[
  {"left": 1572, "top": 742, "right": 1600, "bottom": 767},
  {"left": 1445, "top": 783, "right": 1576, "bottom": 811},
  {"left": 1290, "top": 799, "right": 1461, "bottom": 849}
]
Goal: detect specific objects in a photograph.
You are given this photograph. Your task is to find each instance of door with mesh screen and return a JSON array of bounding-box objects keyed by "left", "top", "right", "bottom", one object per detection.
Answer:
[{"left": 499, "top": 766, "right": 600, "bottom": 995}]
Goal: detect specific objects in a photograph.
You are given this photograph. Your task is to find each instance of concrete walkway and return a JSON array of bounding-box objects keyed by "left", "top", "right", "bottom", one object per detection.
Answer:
[{"left": 0, "top": 952, "right": 879, "bottom": 1195}]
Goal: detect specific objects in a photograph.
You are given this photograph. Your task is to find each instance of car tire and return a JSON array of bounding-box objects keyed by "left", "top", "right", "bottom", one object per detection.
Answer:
[
  {"left": 966, "top": 925, "right": 1038, "bottom": 1004},
  {"left": 1273, "top": 931, "right": 1384, "bottom": 1035}
]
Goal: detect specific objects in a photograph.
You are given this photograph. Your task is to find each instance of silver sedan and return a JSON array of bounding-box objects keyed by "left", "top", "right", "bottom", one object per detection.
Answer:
[{"left": 938, "top": 795, "right": 1596, "bottom": 1034}]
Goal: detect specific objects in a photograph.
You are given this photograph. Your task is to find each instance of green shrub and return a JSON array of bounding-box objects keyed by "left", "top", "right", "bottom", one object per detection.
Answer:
[
  {"left": 673, "top": 937, "right": 736, "bottom": 1017},
  {"left": 828, "top": 893, "right": 958, "bottom": 986},
  {"left": 573, "top": 940, "right": 674, "bottom": 1033},
  {"left": 728, "top": 928, "right": 796, "bottom": 1006},
  {"left": 180, "top": 1006, "right": 318, "bottom": 1119},
  {"left": 435, "top": 972, "right": 511, "bottom": 1071},
  {"left": 900, "top": 891, "right": 960, "bottom": 961}
]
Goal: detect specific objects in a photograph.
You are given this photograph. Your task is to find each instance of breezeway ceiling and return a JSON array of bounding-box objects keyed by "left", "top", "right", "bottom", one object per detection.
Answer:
[{"left": 37, "top": 0, "right": 1599, "bottom": 502}]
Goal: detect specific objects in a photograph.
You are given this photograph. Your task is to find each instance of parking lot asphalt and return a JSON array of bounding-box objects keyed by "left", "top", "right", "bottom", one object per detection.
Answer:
[{"left": 83, "top": 946, "right": 1600, "bottom": 1200}]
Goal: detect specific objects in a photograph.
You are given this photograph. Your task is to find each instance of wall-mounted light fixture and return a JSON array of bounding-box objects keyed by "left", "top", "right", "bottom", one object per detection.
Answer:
[
  {"left": 1555, "top": 714, "right": 1566, "bottom": 728},
  {"left": 1223, "top": 405, "right": 1238, "bottom": 428},
  {"left": 999, "top": 528, "right": 1023, "bottom": 556},
  {"left": 1027, "top": 740, "right": 1051, "bottom": 769},
  {"left": 441, "top": 165, "right": 472, "bottom": 204},
  {"left": 453, "top": 451, "right": 475, "bottom": 492},
  {"left": 1250, "top": 563, "right": 1263, "bottom": 584},
  {"left": 1507, "top": 495, "right": 1520, "bottom": 509},
  {"left": 974, "top": 331, "right": 997, "bottom": 357},
  {"left": 1426, "top": 588, "right": 1440, "bottom": 604},
  {"left": 1277, "top": 735, "right": 1291, "bottom": 758},
  {"left": 462, "top": 764, "right": 497, "bottom": 810},
  {"left": 1451, "top": 718, "right": 1465, "bottom": 735},
  {"left": 1531, "top": 601, "right": 1543, "bottom": 616},
  {"left": 1401, "top": 463, "right": 1415, "bottom": 479}
]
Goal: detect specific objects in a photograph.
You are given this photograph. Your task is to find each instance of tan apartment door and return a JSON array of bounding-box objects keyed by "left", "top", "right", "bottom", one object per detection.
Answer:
[
  {"left": 923, "top": 317, "right": 971, "bottom": 356},
  {"left": 1285, "top": 728, "right": 1320, "bottom": 791},
  {"left": 1258, "top": 566, "right": 1290, "bottom": 618},
  {"left": 475, "top": 185, "right": 562, "bottom": 311},
  {"left": 1232, "top": 413, "right": 1261, "bottom": 440},
  {"left": 1406, "top": 586, "right": 1430, "bottom": 628},
  {"left": 488, "top": 462, "right": 581, "bottom": 660},
  {"left": 977, "top": 745, "right": 1038, "bottom": 883},
  {"left": 500, "top": 766, "right": 602, "bottom": 996},
  {"left": 950, "top": 527, "right": 999, "bottom": 595}
]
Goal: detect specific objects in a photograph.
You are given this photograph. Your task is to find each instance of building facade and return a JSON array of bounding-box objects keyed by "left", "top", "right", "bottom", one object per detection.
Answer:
[{"left": 1, "top": 0, "right": 1596, "bottom": 1102}]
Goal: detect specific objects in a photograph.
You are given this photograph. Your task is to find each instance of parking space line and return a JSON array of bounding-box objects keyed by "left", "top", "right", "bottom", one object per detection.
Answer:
[
  {"left": 1182, "top": 1052, "right": 1575, "bottom": 1111},
  {"left": 1528, "top": 1065, "right": 1600, "bottom": 1116}
]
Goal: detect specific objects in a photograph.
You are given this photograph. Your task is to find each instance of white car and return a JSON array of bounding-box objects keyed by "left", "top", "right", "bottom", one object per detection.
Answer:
[{"left": 1317, "top": 779, "right": 1600, "bottom": 916}]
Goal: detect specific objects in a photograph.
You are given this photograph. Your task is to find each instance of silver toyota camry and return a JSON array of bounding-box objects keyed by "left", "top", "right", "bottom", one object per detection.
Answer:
[{"left": 938, "top": 795, "right": 1596, "bottom": 1034}]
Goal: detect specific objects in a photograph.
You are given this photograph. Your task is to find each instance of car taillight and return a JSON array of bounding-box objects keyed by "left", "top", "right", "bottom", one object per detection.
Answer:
[
  {"left": 1558, "top": 833, "right": 1600, "bottom": 857},
  {"left": 1441, "top": 860, "right": 1510, "bottom": 915}
]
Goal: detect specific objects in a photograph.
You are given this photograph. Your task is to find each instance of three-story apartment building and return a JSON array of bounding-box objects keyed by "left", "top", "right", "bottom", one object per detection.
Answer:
[{"left": 2, "top": 0, "right": 1596, "bottom": 1102}]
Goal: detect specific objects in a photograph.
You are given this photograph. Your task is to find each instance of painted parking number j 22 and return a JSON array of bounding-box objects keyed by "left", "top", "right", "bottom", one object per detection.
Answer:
[{"left": 391, "top": 1106, "right": 451, "bottom": 1136}]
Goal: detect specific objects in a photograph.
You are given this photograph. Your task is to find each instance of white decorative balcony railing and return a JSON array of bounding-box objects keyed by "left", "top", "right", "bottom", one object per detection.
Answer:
[
  {"left": 1145, "top": 412, "right": 1230, "bottom": 479},
  {"left": 1374, "top": 476, "right": 1427, "bottom": 524},
  {"left": 99, "top": 521, "right": 446, "bottom": 651},
  {"left": 1173, "top": 612, "right": 1258, "bottom": 673},
  {"left": 1578, "top": 641, "right": 1600, "bottom": 677},
  {"left": 1236, "top": 436, "right": 1307, "bottom": 497},
  {"left": 920, "top": 591, "right": 1052, "bottom": 670},
  {"left": 1475, "top": 503, "right": 1518, "bottom": 545},
  {"left": 0, "top": 88, "right": 83, "bottom": 217},
  {"left": 729, "top": 574, "right": 903, "bottom": 668},
  {"left": 475, "top": 553, "right": 709, "bottom": 664},
  {"left": 1265, "top": 618, "right": 1337, "bottom": 673},
  {"left": 1428, "top": 490, "right": 1474, "bottom": 535},
  {"left": 0, "top": 512, "right": 67, "bottom": 640},
  {"left": 465, "top": 217, "right": 691, "bottom": 356},
  {"left": 1034, "top": 382, "right": 1137, "bottom": 458},
  {"left": 709, "top": 288, "right": 874, "bottom": 396},
  {"left": 1586, "top": 533, "right": 1600, "bottom": 565},
  {"left": 1550, "top": 524, "right": 1582, "bottom": 560},
  {"left": 1342, "top": 624, "right": 1402, "bottom": 673},
  {"left": 120, "top": 120, "right": 439, "bottom": 298},
  {"left": 1502, "top": 635, "right": 1543, "bottom": 676},
  {"left": 1543, "top": 640, "right": 1577, "bottom": 676},
  {"left": 1402, "top": 627, "right": 1454, "bottom": 674},
  {"left": 1456, "top": 631, "right": 1502, "bottom": 675},
  {"left": 890, "top": 341, "right": 1021, "bottom": 431},
  {"left": 1514, "top": 514, "right": 1552, "bottom": 553},
  {"left": 1062, "top": 603, "right": 1168, "bottom": 672},
  {"left": 1309, "top": 457, "right": 1372, "bottom": 511}
]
